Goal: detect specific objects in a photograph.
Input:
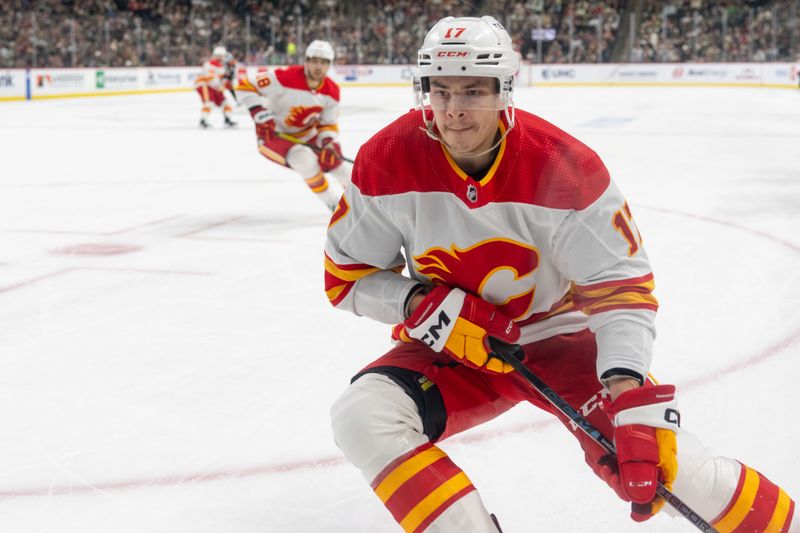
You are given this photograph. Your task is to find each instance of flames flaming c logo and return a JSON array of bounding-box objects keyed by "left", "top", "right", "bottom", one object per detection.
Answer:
[
  {"left": 285, "top": 105, "right": 323, "bottom": 128},
  {"left": 414, "top": 238, "right": 540, "bottom": 320}
]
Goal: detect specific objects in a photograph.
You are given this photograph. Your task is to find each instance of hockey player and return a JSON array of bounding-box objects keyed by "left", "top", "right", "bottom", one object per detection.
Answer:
[
  {"left": 326, "top": 16, "right": 796, "bottom": 533},
  {"left": 235, "top": 40, "right": 351, "bottom": 211},
  {"left": 195, "top": 45, "right": 237, "bottom": 129}
]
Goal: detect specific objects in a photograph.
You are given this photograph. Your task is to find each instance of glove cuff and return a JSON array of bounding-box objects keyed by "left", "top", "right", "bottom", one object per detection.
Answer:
[
  {"left": 316, "top": 130, "right": 338, "bottom": 147},
  {"left": 249, "top": 106, "right": 273, "bottom": 123},
  {"left": 609, "top": 385, "right": 680, "bottom": 431}
]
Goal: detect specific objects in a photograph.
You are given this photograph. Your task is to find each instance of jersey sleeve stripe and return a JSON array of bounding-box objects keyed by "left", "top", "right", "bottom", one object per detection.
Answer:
[
  {"left": 572, "top": 276, "right": 658, "bottom": 315},
  {"left": 235, "top": 77, "right": 258, "bottom": 94},
  {"left": 575, "top": 273, "right": 654, "bottom": 293},
  {"left": 324, "top": 254, "right": 382, "bottom": 306}
]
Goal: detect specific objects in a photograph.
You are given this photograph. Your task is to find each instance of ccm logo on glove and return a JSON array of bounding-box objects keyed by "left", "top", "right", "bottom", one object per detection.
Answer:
[{"left": 404, "top": 286, "right": 520, "bottom": 373}]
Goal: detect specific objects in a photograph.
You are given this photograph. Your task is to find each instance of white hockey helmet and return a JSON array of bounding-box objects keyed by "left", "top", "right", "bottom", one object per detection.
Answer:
[
  {"left": 305, "top": 40, "right": 335, "bottom": 62},
  {"left": 212, "top": 46, "right": 228, "bottom": 58},
  {"left": 415, "top": 16, "right": 518, "bottom": 127}
]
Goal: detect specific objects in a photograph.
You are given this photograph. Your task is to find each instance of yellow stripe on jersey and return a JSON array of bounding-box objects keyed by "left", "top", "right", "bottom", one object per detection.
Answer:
[
  {"left": 324, "top": 256, "right": 381, "bottom": 282},
  {"left": 577, "top": 277, "right": 655, "bottom": 298},
  {"left": 235, "top": 77, "right": 258, "bottom": 94},
  {"left": 325, "top": 283, "right": 348, "bottom": 303},
  {"left": 582, "top": 291, "right": 658, "bottom": 313},
  {"left": 440, "top": 121, "right": 506, "bottom": 186}
]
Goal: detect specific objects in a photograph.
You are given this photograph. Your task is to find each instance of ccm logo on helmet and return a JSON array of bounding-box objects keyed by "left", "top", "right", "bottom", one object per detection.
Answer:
[{"left": 436, "top": 51, "right": 469, "bottom": 57}]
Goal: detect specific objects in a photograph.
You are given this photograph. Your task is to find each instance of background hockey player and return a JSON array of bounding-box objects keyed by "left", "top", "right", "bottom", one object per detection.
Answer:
[
  {"left": 235, "top": 40, "right": 351, "bottom": 212},
  {"left": 325, "top": 15, "right": 797, "bottom": 533},
  {"left": 195, "top": 45, "right": 237, "bottom": 129}
]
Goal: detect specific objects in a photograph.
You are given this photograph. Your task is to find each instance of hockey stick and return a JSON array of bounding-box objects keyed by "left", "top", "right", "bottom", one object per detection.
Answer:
[
  {"left": 277, "top": 133, "right": 355, "bottom": 164},
  {"left": 488, "top": 338, "right": 719, "bottom": 533}
]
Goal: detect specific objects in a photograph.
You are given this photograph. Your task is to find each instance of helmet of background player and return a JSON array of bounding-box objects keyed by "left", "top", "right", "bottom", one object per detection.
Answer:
[
  {"left": 305, "top": 40, "right": 335, "bottom": 62},
  {"left": 414, "top": 16, "right": 520, "bottom": 138}
]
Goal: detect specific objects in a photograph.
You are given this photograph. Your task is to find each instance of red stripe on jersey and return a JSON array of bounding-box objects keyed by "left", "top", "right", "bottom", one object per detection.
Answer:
[
  {"left": 583, "top": 302, "right": 659, "bottom": 314},
  {"left": 328, "top": 195, "right": 349, "bottom": 228},
  {"left": 516, "top": 291, "right": 576, "bottom": 327},
  {"left": 324, "top": 253, "right": 380, "bottom": 307},
  {"left": 571, "top": 274, "right": 658, "bottom": 315},
  {"left": 274, "top": 65, "right": 340, "bottom": 101}
]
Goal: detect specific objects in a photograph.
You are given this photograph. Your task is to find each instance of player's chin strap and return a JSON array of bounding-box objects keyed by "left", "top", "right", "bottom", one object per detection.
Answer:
[{"left": 418, "top": 97, "right": 516, "bottom": 159}]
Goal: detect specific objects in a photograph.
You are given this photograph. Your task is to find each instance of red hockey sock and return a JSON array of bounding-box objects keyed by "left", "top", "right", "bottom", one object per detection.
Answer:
[
  {"left": 370, "top": 443, "right": 476, "bottom": 533},
  {"left": 712, "top": 462, "right": 795, "bottom": 532}
]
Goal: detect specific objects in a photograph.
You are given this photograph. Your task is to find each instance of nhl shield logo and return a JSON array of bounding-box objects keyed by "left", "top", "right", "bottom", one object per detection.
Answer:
[{"left": 466, "top": 184, "right": 478, "bottom": 203}]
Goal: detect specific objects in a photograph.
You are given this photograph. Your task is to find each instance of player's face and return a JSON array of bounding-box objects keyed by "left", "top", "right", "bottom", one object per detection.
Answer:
[
  {"left": 305, "top": 57, "right": 331, "bottom": 84},
  {"left": 429, "top": 76, "right": 501, "bottom": 157}
]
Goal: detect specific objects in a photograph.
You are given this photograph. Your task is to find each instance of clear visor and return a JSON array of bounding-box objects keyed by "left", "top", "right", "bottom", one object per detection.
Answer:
[{"left": 418, "top": 79, "right": 506, "bottom": 111}]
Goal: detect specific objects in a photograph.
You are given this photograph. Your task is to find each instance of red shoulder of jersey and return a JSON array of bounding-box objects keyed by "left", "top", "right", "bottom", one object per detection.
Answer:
[
  {"left": 496, "top": 109, "right": 611, "bottom": 210},
  {"left": 354, "top": 108, "right": 609, "bottom": 210},
  {"left": 274, "top": 65, "right": 340, "bottom": 101},
  {"left": 317, "top": 76, "right": 340, "bottom": 101},
  {"left": 353, "top": 110, "right": 450, "bottom": 196},
  {"left": 209, "top": 58, "right": 223, "bottom": 68}
]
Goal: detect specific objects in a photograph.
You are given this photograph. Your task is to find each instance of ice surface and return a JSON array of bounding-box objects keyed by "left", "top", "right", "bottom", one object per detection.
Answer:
[{"left": 0, "top": 85, "right": 798, "bottom": 532}]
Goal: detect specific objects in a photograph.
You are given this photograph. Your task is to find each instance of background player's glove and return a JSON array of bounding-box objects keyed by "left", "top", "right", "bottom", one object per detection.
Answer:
[
  {"left": 318, "top": 138, "right": 343, "bottom": 171},
  {"left": 249, "top": 105, "right": 275, "bottom": 145},
  {"left": 602, "top": 384, "right": 680, "bottom": 522},
  {"left": 403, "top": 286, "right": 520, "bottom": 373}
]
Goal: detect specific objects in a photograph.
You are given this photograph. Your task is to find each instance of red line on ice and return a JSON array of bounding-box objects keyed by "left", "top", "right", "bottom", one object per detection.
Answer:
[{"left": 0, "top": 266, "right": 211, "bottom": 294}]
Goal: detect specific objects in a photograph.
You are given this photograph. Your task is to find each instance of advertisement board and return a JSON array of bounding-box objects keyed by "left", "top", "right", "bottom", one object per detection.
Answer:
[
  {"left": 0, "top": 69, "right": 27, "bottom": 100},
  {"left": 28, "top": 67, "right": 200, "bottom": 99},
  {"left": 529, "top": 62, "right": 799, "bottom": 88},
  {"left": 3, "top": 62, "right": 798, "bottom": 102}
]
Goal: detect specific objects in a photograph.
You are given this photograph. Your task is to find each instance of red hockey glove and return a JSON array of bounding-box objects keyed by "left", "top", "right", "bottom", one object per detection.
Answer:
[
  {"left": 318, "top": 138, "right": 343, "bottom": 171},
  {"left": 403, "top": 286, "right": 520, "bottom": 373},
  {"left": 602, "top": 384, "right": 680, "bottom": 522},
  {"left": 249, "top": 105, "right": 276, "bottom": 145}
]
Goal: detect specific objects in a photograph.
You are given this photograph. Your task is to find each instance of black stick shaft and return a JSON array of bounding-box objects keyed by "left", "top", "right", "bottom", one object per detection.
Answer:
[{"left": 491, "top": 340, "right": 718, "bottom": 533}]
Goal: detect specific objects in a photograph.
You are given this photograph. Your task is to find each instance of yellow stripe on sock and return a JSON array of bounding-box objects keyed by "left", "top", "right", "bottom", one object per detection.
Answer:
[
  {"left": 765, "top": 488, "right": 792, "bottom": 533},
  {"left": 399, "top": 471, "right": 472, "bottom": 533},
  {"left": 714, "top": 466, "right": 760, "bottom": 533},
  {"left": 374, "top": 447, "right": 447, "bottom": 503}
]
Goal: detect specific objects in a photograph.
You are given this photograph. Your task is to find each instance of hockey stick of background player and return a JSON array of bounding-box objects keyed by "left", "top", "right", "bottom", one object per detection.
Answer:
[
  {"left": 277, "top": 132, "right": 355, "bottom": 164},
  {"left": 488, "top": 338, "right": 719, "bottom": 533}
]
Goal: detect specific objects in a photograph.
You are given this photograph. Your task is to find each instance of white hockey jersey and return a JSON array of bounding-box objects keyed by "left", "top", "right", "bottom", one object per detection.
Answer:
[
  {"left": 324, "top": 109, "right": 658, "bottom": 381},
  {"left": 195, "top": 57, "right": 227, "bottom": 90},
  {"left": 235, "top": 65, "right": 340, "bottom": 145}
]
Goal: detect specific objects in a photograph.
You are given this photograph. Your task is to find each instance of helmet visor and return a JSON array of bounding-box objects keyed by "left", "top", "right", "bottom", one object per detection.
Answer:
[{"left": 418, "top": 76, "right": 505, "bottom": 111}]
